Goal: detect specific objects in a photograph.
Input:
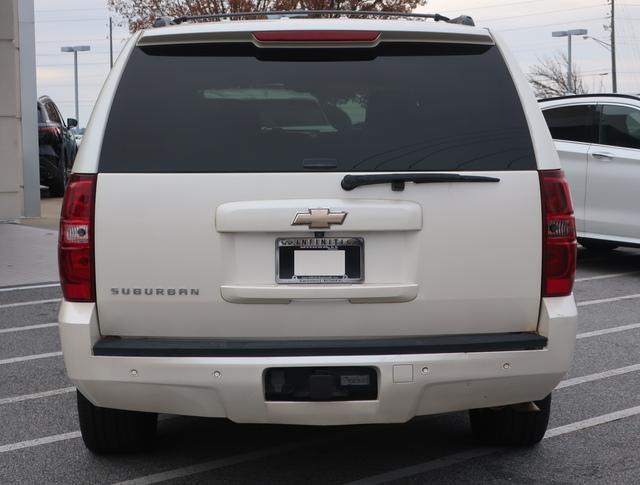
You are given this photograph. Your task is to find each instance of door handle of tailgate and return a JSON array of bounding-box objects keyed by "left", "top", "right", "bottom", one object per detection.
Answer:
[
  {"left": 216, "top": 199, "right": 422, "bottom": 232},
  {"left": 591, "top": 152, "right": 615, "bottom": 161},
  {"left": 220, "top": 284, "right": 418, "bottom": 304}
]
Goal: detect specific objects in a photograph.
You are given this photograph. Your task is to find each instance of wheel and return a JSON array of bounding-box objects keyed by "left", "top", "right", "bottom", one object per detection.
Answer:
[
  {"left": 48, "top": 153, "right": 67, "bottom": 197},
  {"left": 77, "top": 390, "right": 158, "bottom": 453},
  {"left": 469, "top": 394, "right": 551, "bottom": 447},
  {"left": 578, "top": 238, "right": 618, "bottom": 252}
]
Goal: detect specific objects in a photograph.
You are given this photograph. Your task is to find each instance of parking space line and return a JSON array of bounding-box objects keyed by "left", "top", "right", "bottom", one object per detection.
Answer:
[
  {"left": 343, "top": 405, "right": 640, "bottom": 485},
  {"left": 0, "top": 299, "right": 60, "bottom": 309},
  {"left": 577, "top": 293, "right": 640, "bottom": 307},
  {"left": 575, "top": 271, "right": 640, "bottom": 283},
  {"left": 0, "top": 351, "right": 62, "bottom": 366},
  {"left": 577, "top": 323, "right": 640, "bottom": 339},
  {"left": 117, "top": 402, "right": 640, "bottom": 485},
  {"left": 1, "top": 398, "right": 638, "bottom": 478},
  {"left": 0, "top": 302, "right": 635, "bottom": 477},
  {"left": 0, "top": 283, "right": 60, "bottom": 293},
  {"left": 0, "top": 323, "right": 57, "bottom": 334},
  {"left": 557, "top": 364, "right": 640, "bottom": 389},
  {"left": 0, "top": 387, "right": 75, "bottom": 406},
  {"left": 345, "top": 448, "right": 501, "bottom": 485},
  {"left": 112, "top": 440, "right": 320, "bottom": 485},
  {"left": 545, "top": 404, "right": 640, "bottom": 438},
  {"left": 343, "top": 448, "right": 500, "bottom": 485},
  {"left": 0, "top": 431, "right": 81, "bottom": 454}
]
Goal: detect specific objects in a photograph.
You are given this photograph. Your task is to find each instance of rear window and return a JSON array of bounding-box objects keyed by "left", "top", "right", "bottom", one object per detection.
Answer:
[{"left": 100, "top": 42, "right": 535, "bottom": 173}]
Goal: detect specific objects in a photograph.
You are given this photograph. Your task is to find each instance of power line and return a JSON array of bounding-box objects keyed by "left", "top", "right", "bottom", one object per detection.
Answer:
[
  {"left": 484, "top": 5, "right": 606, "bottom": 23},
  {"left": 440, "top": 0, "right": 546, "bottom": 14},
  {"left": 36, "top": 38, "right": 128, "bottom": 44},
  {"left": 37, "top": 51, "right": 115, "bottom": 57},
  {"left": 41, "top": 99, "right": 97, "bottom": 103},
  {"left": 582, "top": 67, "right": 615, "bottom": 73},
  {"left": 617, "top": 2, "right": 640, "bottom": 88},
  {"left": 35, "top": 7, "right": 108, "bottom": 13},
  {"left": 35, "top": 17, "right": 108, "bottom": 23},
  {"left": 499, "top": 17, "right": 604, "bottom": 32},
  {"left": 37, "top": 61, "right": 111, "bottom": 67},
  {"left": 38, "top": 73, "right": 107, "bottom": 78},
  {"left": 38, "top": 81, "right": 107, "bottom": 87}
]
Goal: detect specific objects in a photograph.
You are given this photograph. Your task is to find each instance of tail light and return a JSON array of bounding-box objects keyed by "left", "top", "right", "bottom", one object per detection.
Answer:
[
  {"left": 39, "top": 125, "right": 60, "bottom": 136},
  {"left": 58, "top": 174, "right": 97, "bottom": 302},
  {"left": 539, "top": 169, "right": 576, "bottom": 297}
]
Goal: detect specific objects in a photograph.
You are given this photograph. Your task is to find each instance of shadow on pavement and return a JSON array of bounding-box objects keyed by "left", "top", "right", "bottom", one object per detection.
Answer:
[{"left": 577, "top": 245, "right": 640, "bottom": 274}]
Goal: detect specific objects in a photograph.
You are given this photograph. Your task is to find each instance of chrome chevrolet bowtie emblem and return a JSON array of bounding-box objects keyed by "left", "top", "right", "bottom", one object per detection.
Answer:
[{"left": 291, "top": 208, "right": 347, "bottom": 229}]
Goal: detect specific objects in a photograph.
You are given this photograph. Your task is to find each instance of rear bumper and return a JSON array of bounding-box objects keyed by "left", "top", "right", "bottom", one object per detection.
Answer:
[
  {"left": 93, "top": 333, "right": 547, "bottom": 357},
  {"left": 58, "top": 297, "right": 577, "bottom": 425}
]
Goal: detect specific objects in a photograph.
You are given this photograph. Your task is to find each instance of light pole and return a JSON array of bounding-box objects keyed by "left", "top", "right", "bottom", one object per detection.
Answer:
[
  {"left": 60, "top": 45, "right": 90, "bottom": 125},
  {"left": 552, "top": 29, "right": 588, "bottom": 94}
]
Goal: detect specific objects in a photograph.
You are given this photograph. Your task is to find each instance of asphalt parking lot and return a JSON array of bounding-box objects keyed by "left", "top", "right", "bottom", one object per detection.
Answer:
[{"left": 2, "top": 228, "right": 640, "bottom": 483}]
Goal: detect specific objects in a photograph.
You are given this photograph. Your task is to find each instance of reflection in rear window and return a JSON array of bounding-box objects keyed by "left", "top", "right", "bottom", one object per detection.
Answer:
[{"left": 100, "top": 42, "right": 535, "bottom": 173}]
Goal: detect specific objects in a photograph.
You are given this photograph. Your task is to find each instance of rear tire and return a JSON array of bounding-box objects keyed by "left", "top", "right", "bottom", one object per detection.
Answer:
[
  {"left": 578, "top": 238, "right": 618, "bottom": 252},
  {"left": 77, "top": 390, "right": 158, "bottom": 453},
  {"left": 469, "top": 394, "right": 551, "bottom": 447},
  {"left": 48, "top": 154, "right": 67, "bottom": 197}
]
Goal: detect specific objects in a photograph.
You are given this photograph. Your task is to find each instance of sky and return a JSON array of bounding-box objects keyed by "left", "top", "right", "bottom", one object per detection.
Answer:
[{"left": 34, "top": 0, "right": 640, "bottom": 126}]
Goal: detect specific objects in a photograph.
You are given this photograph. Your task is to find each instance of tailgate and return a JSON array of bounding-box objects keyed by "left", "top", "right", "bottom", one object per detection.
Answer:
[{"left": 95, "top": 171, "right": 541, "bottom": 338}]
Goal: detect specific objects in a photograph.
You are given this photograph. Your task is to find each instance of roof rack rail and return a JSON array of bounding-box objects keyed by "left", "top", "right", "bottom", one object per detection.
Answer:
[
  {"left": 538, "top": 93, "right": 640, "bottom": 103},
  {"left": 152, "top": 10, "right": 475, "bottom": 28}
]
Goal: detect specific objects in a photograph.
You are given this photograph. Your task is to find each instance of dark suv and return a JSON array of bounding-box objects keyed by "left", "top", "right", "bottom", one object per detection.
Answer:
[{"left": 38, "top": 96, "right": 78, "bottom": 196}]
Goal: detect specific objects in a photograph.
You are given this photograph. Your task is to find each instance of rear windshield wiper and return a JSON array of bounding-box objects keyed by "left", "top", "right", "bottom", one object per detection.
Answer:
[{"left": 341, "top": 173, "right": 500, "bottom": 191}]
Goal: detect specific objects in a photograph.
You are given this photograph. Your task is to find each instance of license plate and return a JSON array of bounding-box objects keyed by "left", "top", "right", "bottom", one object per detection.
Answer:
[{"left": 276, "top": 237, "right": 364, "bottom": 284}]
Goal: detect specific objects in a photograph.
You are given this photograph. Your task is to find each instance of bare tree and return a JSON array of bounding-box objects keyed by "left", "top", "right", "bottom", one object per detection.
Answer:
[
  {"left": 108, "top": 0, "right": 428, "bottom": 33},
  {"left": 528, "top": 53, "right": 588, "bottom": 98}
]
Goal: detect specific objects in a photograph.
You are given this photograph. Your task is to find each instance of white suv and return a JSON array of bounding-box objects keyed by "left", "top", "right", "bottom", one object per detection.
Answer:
[
  {"left": 58, "top": 11, "right": 578, "bottom": 453},
  {"left": 540, "top": 94, "right": 640, "bottom": 250}
]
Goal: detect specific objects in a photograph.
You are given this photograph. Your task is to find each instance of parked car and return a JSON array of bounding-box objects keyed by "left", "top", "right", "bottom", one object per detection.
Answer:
[
  {"left": 72, "top": 127, "right": 86, "bottom": 146},
  {"left": 539, "top": 94, "right": 640, "bottom": 250},
  {"left": 58, "top": 12, "right": 578, "bottom": 453},
  {"left": 38, "top": 96, "right": 78, "bottom": 196}
]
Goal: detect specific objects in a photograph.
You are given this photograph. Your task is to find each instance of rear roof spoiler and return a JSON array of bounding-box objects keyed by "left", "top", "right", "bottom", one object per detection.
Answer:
[
  {"left": 153, "top": 10, "right": 475, "bottom": 28},
  {"left": 141, "top": 15, "right": 491, "bottom": 47}
]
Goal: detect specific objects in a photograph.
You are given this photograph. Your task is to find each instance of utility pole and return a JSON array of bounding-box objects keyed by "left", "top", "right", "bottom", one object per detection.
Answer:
[
  {"left": 109, "top": 17, "right": 114, "bottom": 68},
  {"left": 610, "top": 0, "right": 617, "bottom": 93}
]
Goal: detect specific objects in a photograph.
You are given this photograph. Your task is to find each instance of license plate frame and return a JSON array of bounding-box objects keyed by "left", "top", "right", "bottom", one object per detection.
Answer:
[{"left": 276, "top": 237, "right": 364, "bottom": 284}]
